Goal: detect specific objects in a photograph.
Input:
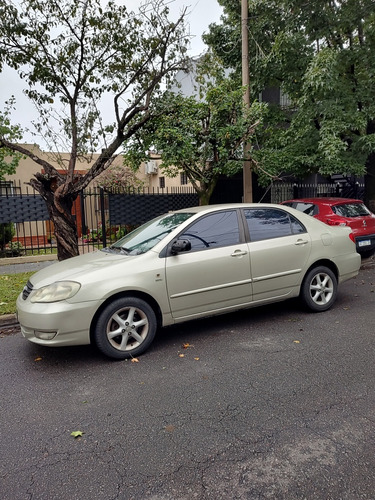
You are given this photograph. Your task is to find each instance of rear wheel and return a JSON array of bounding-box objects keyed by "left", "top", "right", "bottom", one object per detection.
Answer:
[
  {"left": 93, "top": 297, "right": 157, "bottom": 360},
  {"left": 300, "top": 266, "right": 337, "bottom": 312}
]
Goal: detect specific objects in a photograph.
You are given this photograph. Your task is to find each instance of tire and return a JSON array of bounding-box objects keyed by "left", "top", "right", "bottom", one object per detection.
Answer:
[
  {"left": 93, "top": 297, "right": 157, "bottom": 360},
  {"left": 300, "top": 266, "right": 337, "bottom": 312}
]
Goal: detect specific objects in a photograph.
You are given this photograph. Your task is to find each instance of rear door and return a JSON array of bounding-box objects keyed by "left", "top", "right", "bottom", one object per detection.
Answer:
[{"left": 243, "top": 208, "right": 312, "bottom": 302}]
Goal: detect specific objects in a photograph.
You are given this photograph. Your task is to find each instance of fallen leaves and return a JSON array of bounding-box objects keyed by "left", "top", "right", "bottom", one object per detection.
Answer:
[
  {"left": 182, "top": 342, "right": 193, "bottom": 349},
  {"left": 70, "top": 431, "right": 84, "bottom": 439},
  {"left": 177, "top": 342, "right": 201, "bottom": 361}
]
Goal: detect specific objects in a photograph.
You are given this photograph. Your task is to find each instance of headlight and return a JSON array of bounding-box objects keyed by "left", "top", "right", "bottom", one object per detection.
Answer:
[{"left": 30, "top": 281, "right": 81, "bottom": 303}]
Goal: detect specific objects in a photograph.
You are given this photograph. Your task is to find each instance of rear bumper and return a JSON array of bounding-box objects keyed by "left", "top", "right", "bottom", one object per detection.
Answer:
[{"left": 355, "top": 234, "right": 375, "bottom": 255}]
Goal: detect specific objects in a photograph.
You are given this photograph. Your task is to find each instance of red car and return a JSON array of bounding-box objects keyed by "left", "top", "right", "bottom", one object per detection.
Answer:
[{"left": 281, "top": 197, "right": 375, "bottom": 258}]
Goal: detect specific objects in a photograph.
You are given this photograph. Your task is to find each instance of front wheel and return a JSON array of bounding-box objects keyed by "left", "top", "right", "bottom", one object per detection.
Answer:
[
  {"left": 300, "top": 266, "right": 337, "bottom": 312},
  {"left": 93, "top": 297, "right": 157, "bottom": 360}
]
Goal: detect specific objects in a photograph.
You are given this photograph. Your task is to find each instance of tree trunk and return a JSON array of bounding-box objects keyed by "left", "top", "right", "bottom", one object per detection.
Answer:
[
  {"left": 364, "top": 152, "right": 375, "bottom": 213},
  {"left": 39, "top": 186, "right": 80, "bottom": 261},
  {"left": 50, "top": 203, "right": 79, "bottom": 261},
  {"left": 198, "top": 177, "right": 218, "bottom": 206}
]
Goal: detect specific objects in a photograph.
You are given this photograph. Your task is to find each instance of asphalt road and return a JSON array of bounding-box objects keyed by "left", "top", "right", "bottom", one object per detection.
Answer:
[{"left": 0, "top": 265, "right": 374, "bottom": 500}]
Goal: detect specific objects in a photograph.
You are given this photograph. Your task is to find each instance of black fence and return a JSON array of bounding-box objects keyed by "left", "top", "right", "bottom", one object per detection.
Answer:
[
  {"left": 270, "top": 181, "right": 365, "bottom": 203},
  {"left": 0, "top": 180, "right": 366, "bottom": 258},
  {"left": 0, "top": 185, "right": 199, "bottom": 257}
]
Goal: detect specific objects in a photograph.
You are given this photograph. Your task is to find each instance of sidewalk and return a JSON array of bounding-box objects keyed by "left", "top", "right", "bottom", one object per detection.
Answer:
[{"left": 0, "top": 254, "right": 58, "bottom": 275}]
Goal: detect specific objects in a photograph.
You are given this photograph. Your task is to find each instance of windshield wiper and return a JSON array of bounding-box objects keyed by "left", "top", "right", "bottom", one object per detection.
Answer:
[{"left": 103, "top": 246, "right": 130, "bottom": 255}]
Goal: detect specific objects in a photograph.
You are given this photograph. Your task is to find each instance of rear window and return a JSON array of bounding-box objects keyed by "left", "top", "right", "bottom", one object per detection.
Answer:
[
  {"left": 284, "top": 202, "right": 318, "bottom": 216},
  {"left": 332, "top": 203, "right": 370, "bottom": 217}
]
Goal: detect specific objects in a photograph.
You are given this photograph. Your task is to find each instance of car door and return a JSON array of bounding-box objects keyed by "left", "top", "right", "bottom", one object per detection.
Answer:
[
  {"left": 165, "top": 209, "right": 253, "bottom": 320},
  {"left": 243, "top": 208, "right": 312, "bottom": 302}
]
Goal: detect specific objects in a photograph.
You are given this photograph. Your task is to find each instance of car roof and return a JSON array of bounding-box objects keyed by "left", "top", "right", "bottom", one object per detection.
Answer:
[
  {"left": 282, "top": 197, "right": 363, "bottom": 206},
  {"left": 173, "top": 203, "right": 297, "bottom": 215}
]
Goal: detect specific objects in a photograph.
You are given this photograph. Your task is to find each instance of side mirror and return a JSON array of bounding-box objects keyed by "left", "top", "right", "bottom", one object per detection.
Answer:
[{"left": 171, "top": 239, "right": 191, "bottom": 255}]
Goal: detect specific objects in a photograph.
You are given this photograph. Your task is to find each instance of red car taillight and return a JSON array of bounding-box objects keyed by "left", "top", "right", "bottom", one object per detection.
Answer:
[
  {"left": 326, "top": 218, "right": 347, "bottom": 226},
  {"left": 349, "top": 232, "right": 355, "bottom": 243}
]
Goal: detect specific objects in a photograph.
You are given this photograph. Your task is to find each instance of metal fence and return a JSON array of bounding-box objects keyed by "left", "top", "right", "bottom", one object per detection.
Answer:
[
  {"left": 0, "top": 184, "right": 198, "bottom": 258},
  {"left": 270, "top": 181, "right": 365, "bottom": 204},
  {"left": 0, "top": 180, "right": 366, "bottom": 258}
]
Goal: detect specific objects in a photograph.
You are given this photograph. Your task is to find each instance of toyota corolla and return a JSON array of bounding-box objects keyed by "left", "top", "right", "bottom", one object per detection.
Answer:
[{"left": 17, "top": 203, "right": 361, "bottom": 360}]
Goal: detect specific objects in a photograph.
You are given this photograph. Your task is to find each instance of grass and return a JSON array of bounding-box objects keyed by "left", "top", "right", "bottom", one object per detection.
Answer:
[{"left": 0, "top": 272, "right": 34, "bottom": 315}]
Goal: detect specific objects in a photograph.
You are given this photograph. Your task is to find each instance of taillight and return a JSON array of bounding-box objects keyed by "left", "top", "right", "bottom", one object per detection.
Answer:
[
  {"left": 349, "top": 233, "right": 355, "bottom": 243},
  {"left": 326, "top": 218, "right": 347, "bottom": 226}
]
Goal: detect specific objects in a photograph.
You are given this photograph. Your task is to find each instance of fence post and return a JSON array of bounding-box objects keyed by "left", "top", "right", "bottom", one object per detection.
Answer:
[
  {"left": 80, "top": 191, "right": 87, "bottom": 236},
  {"left": 100, "top": 187, "right": 107, "bottom": 248},
  {"left": 293, "top": 183, "right": 298, "bottom": 199}
]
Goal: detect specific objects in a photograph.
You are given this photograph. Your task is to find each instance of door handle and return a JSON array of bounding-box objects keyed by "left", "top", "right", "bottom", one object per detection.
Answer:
[
  {"left": 231, "top": 250, "right": 248, "bottom": 257},
  {"left": 295, "top": 239, "right": 308, "bottom": 246}
]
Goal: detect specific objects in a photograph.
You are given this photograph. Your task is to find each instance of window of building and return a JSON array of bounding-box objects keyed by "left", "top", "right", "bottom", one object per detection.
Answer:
[
  {"left": 159, "top": 177, "right": 165, "bottom": 189},
  {"left": 0, "top": 181, "right": 15, "bottom": 196},
  {"left": 180, "top": 172, "right": 188, "bottom": 185}
]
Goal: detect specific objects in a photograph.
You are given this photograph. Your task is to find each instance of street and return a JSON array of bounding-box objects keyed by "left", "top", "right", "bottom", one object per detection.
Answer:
[{"left": 0, "top": 265, "right": 374, "bottom": 500}]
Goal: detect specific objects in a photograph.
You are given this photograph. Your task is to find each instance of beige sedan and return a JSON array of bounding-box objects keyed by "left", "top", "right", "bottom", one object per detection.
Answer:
[{"left": 17, "top": 203, "right": 361, "bottom": 359}]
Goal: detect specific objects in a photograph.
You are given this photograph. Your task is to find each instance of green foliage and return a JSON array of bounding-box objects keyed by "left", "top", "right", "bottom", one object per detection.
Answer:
[
  {"left": 0, "top": 223, "right": 15, "bottom": 251},
  {"left": 206, "top": 0, "right": 375, "bottom": 195},
  {"left": 0, "top": 97, "right": 23, "bottom": 179},
  {"left": 126, "top": 76, "right": 266, "bottom": 204}
]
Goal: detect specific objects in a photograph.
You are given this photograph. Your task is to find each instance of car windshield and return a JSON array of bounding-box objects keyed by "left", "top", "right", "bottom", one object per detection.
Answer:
[
  {"left": 332, "top": 203, "right": 371, "bottom": 218},
  {"left": 108, "top": 212, "right": 194, "bottom": 255}
]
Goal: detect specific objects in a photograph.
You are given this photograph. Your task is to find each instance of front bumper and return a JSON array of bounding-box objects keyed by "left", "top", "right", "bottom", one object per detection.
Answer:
[{"left": 16, "top": 295, "right": 101, "bottom": 347}]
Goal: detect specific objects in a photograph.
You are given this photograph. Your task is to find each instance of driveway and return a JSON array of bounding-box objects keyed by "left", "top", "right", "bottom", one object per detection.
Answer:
[{"left": 0, "top": 265, "right": 374, "bottom": 499}]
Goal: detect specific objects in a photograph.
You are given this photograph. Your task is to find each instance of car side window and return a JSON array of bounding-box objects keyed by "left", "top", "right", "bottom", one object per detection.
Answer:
[
  {"left": 180, "top": 210, "right": 240, "bottom": 251},
  {"left": 244, "top": 208, "right": 306, "bottom": 242}
]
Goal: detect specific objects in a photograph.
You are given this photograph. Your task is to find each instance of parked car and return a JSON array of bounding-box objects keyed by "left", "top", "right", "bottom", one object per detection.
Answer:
[
  {"left": 17, "top": 203, "right": 361, "bottom": 360},
  {"left": 281, "top": 197, "right": 375, "bottom": 258}
]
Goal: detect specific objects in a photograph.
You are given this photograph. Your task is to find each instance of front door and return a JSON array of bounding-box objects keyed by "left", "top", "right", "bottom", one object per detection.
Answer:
[{"left": 165, "top": 210, "right": 253, "bottom": 320}]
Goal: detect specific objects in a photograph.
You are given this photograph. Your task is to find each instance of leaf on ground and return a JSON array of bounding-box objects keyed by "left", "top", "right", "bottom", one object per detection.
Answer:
[
  {"left": 178, "top": 353, "right": 185, "bottom": 358},
  {"left": 34, "top": 356, "right": 42, "bottom": 361},
  {"left": 71, "top": 431, "right": 84, "bottom": 438},
  {"left": 194, "top": 357, "right": 200, "bottom": 361},
  {"left": 293, "top": 340, "right": 300, "bottom": 344},
  {"left": 183, "top": 342, "right": 193, "bottom": 349},
  {"left": 165, "top": 425, "right": 176, "bottom": 433},
  {"left": 131, "top": 358, "right": 139, "bottom": 363}
]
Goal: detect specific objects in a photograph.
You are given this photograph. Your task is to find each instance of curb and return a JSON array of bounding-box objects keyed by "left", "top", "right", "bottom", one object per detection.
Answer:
[
  {"left": 0, "top": 254, "right": 57, "bottom": 267},
  {"left": 0, "top": 314, "right": 18, "bottom": 327}
]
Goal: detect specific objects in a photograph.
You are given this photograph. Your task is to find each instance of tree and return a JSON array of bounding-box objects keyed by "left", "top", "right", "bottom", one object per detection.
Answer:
[
  {"left": 0, "top": 97, "right": 23, "bottom": 179},
  {"left": 126, "top": 77, "right": 265, "bottom": 205},
  {"left": 204, "top": 0, "right": 375, "bottom": 210},
  {"left": 0, "top": 0, "right": 190, "bottom": 260}
]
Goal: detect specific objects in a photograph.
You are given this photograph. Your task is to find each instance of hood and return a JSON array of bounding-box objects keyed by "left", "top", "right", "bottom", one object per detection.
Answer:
[{"left": 29, "top": 250, "right": 140, "bottom": 288}]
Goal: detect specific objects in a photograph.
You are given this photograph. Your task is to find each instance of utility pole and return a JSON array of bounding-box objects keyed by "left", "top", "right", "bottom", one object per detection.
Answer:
[{"left": 241, "top": 0, "right": 253, "bottom": 202}]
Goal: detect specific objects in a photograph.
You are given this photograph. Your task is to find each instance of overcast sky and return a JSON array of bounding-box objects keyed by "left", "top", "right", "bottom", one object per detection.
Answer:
[{"left": 0, "top": 0, "right": 223, "bottom": 146}]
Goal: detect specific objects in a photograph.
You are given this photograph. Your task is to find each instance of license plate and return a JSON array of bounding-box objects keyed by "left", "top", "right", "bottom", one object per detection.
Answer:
[{"left": 358, "top": 240, "right": 371, "bottom": 247}]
